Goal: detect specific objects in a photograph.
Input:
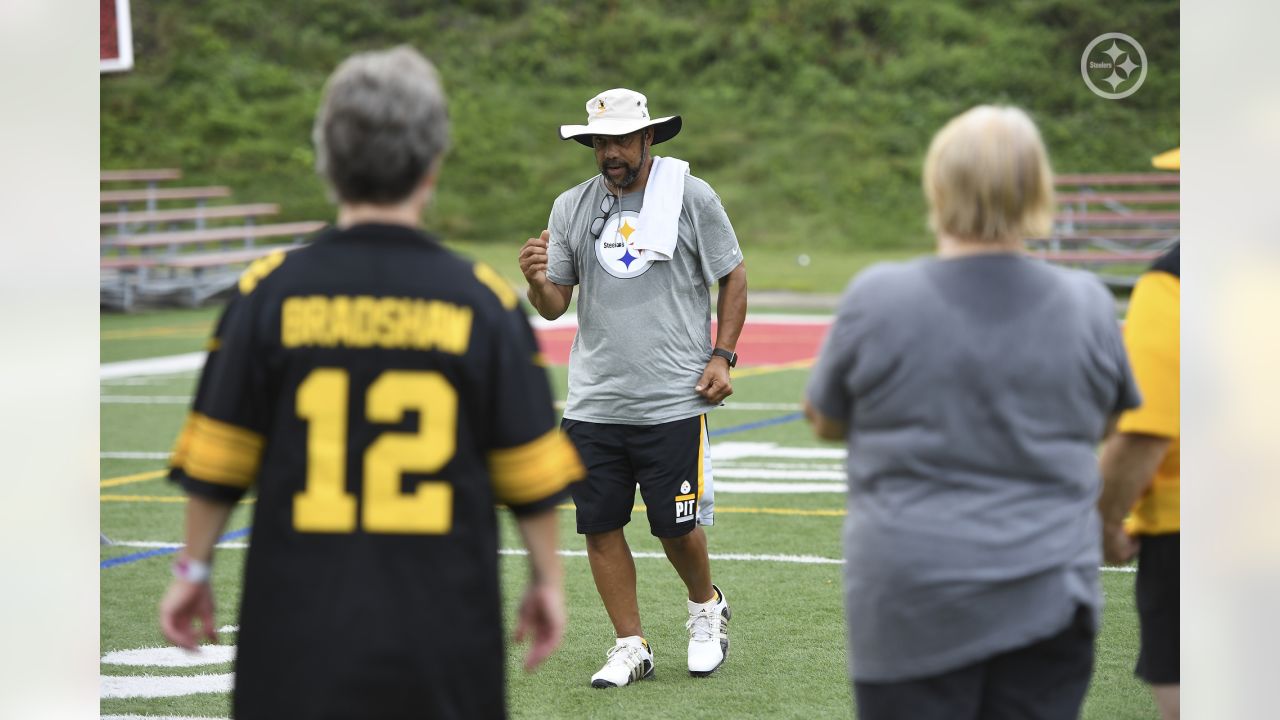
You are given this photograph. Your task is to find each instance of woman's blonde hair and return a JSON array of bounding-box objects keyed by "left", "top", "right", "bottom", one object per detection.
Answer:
[{"left": 923, "top": 105, "right": 1055, "bottom": 244}]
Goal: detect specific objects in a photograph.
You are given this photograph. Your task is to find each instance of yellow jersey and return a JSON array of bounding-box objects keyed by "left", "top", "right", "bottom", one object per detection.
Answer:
[{"left": 1118, "top": 245, "right": 1180, "bottom": 535}]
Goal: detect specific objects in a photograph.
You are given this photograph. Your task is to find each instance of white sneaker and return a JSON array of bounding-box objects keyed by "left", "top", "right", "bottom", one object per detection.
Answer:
[
  {"left": 687, "top": 585, "right": 731, "bottom": 676},
  {"left": 590, "top": 636, "right": 655, "bottom": 688}
]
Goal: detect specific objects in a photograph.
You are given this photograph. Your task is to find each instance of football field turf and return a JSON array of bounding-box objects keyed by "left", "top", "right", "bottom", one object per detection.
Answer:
[{"left": 100, "top": 307, "right": 1158, "bottom": 719}]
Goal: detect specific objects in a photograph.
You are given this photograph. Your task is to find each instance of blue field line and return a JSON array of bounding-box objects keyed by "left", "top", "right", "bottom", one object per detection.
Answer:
[
  {"left": 100, "top": 526, "right": 251, "bottom": 570},
  {"left": 710, "top": 411, "right": 804, "bottom": 437}
]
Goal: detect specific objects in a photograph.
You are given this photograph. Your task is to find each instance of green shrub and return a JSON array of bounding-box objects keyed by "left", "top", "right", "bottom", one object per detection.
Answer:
[{"left": 101, "top": 0, "right": 1178, "bottom": 251}]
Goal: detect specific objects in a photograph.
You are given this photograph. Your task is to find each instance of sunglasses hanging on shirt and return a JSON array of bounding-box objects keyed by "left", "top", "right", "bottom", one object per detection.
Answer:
[{"left": 589, "top": 192, "right": 618, "bottom": 239}]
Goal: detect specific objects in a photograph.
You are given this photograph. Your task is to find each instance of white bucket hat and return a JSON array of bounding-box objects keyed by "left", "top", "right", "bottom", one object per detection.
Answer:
[{"left": 559, "top": 88, "right": 682, "bottom": 147}]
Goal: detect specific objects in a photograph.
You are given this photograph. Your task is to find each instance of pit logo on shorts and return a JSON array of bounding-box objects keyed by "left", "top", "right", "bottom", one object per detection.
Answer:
[
  {"left": 594, "top": 210, "right": 654, "bottom": 279},
  {"left": 675, "top": 487, "right": 696, "bottom": 524}
]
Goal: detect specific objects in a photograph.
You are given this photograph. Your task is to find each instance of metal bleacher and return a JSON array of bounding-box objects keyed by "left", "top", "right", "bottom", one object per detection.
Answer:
[
  {"left": 1029, "top": 171, "right": 1179, "bottom": 289},
  {"left": 100, "top": 168, "right": 324, "bottom": 311}
]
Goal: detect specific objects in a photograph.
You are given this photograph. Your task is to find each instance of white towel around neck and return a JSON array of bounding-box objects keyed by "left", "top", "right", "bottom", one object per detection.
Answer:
[{"left": 627, "top": 155, "right": 689, "bottom": 262}]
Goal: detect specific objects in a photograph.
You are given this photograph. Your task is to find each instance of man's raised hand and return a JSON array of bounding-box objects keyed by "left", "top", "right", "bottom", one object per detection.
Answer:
[{"left": 519, "top": 230, "right": 551, "bottom": 285}]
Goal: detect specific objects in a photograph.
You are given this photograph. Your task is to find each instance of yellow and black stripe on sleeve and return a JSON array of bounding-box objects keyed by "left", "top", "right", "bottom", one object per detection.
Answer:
[
  {"left": 169, "top": 412, "right": 265, "bottom": 503},
  {"left": 488, "top": 429, "right": 584, "bottom": 515}
]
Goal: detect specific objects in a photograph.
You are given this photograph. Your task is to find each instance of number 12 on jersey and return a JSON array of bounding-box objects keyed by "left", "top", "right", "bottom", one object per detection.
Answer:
[{"left": 293, "top": 368, "right": 456, "bottom": 534}]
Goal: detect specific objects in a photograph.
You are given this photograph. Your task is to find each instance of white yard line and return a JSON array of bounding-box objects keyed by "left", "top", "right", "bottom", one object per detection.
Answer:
[
  {"left": 719, "top": 462, "right": 845, "bottom": 471},
  {"left": 100, "top": 673, "right": 233, "bottom": 699},
  {"left": 497, "top": 548, "right": 847, "bottom": 565},
  {"left": 102, "top": 645, "right": 235, "bottom": 668},
  {"left": 719, "top": 402, "right": 803, "bottom": 411},
  {"left": 716, "top": 469, "right": 847, "bottom": 481},
  {"left": 714, "top": 481, "right": 846, "bottom": 493},
  {"left": 101, "top": 451, "right": 172, "bottom": 460},
  {"left": 101, "top": 376, "right": 194, "bottom": 386},
  {"left": 100, "top": 352, "right": 207, "bottom": 380},
  {"left": 711, "top": 442, "right": 847, "bottom": 461},
  {"left": 101, "top": 395, "right": 192, "bottom": 404},
  {"left": 527, "top": 314, "right": 579, "bottom": 330}
]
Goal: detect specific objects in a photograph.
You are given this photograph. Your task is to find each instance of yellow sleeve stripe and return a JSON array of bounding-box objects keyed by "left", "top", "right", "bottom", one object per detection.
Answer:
[
  {"left": 170, "top": 412, "right": 265, "bottom": 489},
  {"left": 474, "top": 262, "right": 519, "bottom": 310},
  {"left": 239, "top": 250, "right": 287, "bottom": 295},
  {"left": 488, "top": 429, "right": 584, "bottom": 506}
]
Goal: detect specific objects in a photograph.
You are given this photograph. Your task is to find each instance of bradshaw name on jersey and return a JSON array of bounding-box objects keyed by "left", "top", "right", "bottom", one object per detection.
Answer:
[{"left": 167, "top": 223, "right": 582, "bottom": 719}]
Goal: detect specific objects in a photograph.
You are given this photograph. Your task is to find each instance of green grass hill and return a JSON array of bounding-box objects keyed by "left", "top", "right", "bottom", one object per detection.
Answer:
[{"left": 101, "top": 0, "right": 1178, "bottom": 252}]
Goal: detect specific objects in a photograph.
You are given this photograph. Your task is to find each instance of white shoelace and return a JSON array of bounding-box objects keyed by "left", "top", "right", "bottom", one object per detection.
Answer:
[
  {"left": 686, "top": 607, "right": 717, "bottom": 642},
  {"left": 605, "top": 643, "right": 644, "bottom": 669}
]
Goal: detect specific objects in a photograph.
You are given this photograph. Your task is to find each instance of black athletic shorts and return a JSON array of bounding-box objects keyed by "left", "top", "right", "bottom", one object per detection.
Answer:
[
  {"left": 562, "top": 415, "right": 711, "bottom": 538},
  {"left": 854, "top": 605, "right": 1096, "bottom": 720},
  {"left": 1135, "top": 532, "right": 1180, "bottom": 684}
]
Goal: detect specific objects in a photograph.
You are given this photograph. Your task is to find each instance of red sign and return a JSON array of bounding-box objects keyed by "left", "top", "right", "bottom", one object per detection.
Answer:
[{"left": 100, "top": 0, "right": 134, "bottom": 73}]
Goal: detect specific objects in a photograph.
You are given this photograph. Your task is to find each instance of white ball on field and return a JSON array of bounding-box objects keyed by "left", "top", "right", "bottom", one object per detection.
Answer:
[{"left": 796, "top": 253, "right": 811, "bottom": 267}]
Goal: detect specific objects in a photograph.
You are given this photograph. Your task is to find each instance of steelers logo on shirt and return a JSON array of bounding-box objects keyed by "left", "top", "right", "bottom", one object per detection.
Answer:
[{"left": 594, "top": 210, "right": 655, "bottom": 279}]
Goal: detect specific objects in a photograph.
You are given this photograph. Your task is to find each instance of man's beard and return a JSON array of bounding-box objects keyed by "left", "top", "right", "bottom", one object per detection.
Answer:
[{"left": 600, "top": 145, "right": 648, "bottom": 189}]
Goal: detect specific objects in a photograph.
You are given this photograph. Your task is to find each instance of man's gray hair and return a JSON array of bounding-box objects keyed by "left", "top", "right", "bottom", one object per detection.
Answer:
[{"left": 313, "top": 46, "right": 449, "bottom": 204}]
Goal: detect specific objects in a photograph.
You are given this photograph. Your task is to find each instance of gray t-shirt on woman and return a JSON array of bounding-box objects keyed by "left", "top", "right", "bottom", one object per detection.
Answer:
[
  {"left": 805, "top": 254, "right": 1140, "bottom": 682},
  {"left": 546, "top": 173, "right": 742, "bottom": 424}
]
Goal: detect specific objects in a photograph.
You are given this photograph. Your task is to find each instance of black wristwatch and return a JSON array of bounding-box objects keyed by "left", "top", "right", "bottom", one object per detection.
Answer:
[{"left": 711, "top": 348, "right": 738, "bottom": 368}]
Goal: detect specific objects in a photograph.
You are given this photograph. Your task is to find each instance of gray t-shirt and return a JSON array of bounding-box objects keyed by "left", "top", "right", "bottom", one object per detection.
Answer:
[
  {"left": 805, "top": 254, "right": 1140, "bottom": 682},
  {"left": 547, "top": 172, "right": 743, "bottom": 424}
]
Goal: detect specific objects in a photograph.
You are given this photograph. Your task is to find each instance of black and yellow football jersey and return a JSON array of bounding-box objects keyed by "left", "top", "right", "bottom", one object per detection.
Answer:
[{"left": 169, "top": 223, "right": 583, "bottom": 720}]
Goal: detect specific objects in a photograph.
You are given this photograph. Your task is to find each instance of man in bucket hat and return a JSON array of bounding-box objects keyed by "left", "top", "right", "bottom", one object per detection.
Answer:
[{"left": 518, "top": 88, "right": 748, "bottom": 687}]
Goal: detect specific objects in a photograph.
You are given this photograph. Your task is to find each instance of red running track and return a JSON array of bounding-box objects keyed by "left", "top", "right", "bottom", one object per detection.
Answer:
[{"left": 534, "top": 319, "right": 831, "bottom": 367}]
